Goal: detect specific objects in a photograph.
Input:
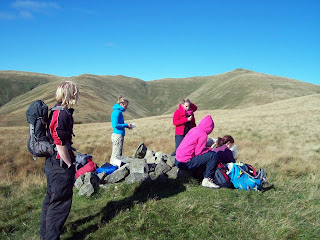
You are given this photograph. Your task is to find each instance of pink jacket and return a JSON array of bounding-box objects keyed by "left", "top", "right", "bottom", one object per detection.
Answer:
[
  {"left": 176, "top": 115, "right": 214, "bottom": 163},
  {"left": 172, "top": 102, "right": 197, "bottom": 135}
]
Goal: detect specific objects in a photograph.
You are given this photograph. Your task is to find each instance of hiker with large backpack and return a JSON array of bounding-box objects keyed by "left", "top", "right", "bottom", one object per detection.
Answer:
[
  {"left": 110, "top": 96, "right": 133, "bottom": 167},
  {"left": 39, "top": 81, "right": 79, "bottom": 240},
  {"left": 171, "top": 98, "right": 197, "bottom": 156},
  {"left": 175, "top": 115, "right": 220, "bottom": 189}
]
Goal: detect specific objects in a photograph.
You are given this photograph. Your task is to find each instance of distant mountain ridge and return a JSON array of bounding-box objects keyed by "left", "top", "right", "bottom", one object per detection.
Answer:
[{"left": 0, "top": 69, "right": 319, "bottom": 126}]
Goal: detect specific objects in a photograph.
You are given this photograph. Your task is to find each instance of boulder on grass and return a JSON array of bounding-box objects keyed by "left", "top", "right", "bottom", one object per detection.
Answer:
[
  {"left": 129, "top": 159, "right": 149, "bottom": 174},
  {"left": 78, "top": 172, "right": 100, "bottom": 197},
  {"left": 125, "top": 172, "right": 150, "bottom": 184},
  {"left": 104, "top": 164, "right": 130, "bottom": 184}
]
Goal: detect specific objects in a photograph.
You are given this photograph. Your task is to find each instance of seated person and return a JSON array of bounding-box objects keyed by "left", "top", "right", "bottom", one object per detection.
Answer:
[
  {"left": 175, "top": 115, "right": 220, "bottom": 189},
  {"left": 211, "top": 135, "right": 238, "bottom": 164}
]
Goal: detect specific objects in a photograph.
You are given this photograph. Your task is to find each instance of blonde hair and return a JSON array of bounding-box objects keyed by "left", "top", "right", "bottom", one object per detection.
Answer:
[
  {"left": 117, "top": 96, "right": 129, "bottom": 104},
  {"left": 180, "top": 98, "right": 191, "bottom": 105},
  {"left": 55, "top": 81, "right": 79, "bottom": 109}
]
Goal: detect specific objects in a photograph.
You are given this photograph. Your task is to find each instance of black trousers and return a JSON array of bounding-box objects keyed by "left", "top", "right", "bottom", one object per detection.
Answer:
[{"left": 40, "top": 156, "right": 75, "bottom": 240}]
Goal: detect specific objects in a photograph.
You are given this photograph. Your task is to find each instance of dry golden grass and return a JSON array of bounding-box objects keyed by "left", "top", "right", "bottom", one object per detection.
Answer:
[{"left": 0, "top": 94, "right": 319, "bottom": 189}]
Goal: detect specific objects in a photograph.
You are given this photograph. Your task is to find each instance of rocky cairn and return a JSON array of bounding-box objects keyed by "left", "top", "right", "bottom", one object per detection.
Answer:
[{"left": 74, "top": 143, "right": 181, "bottom": 197}]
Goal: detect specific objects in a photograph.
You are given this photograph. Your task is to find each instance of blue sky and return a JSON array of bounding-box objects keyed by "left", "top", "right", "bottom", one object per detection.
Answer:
[{"left": 0, "top": 0, "right": 319, "bottom": 85}]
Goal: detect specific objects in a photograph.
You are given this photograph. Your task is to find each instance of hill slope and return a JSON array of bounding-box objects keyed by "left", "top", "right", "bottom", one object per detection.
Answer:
[
  {"left": 0, "top": 69, "right": 319, "bottom": 126},
  {"left": 0, "top": 70, "right": 65, "bottom": 107}
]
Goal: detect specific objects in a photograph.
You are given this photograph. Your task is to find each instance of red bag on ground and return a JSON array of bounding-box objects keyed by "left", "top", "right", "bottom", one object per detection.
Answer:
[{"left": 75, "top": 159, "right": 97, "bottom": 179}]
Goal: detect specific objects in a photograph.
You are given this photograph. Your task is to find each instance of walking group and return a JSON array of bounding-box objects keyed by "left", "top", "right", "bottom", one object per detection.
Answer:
[{"left": 39, "top": 81, "right": 240, "bottom": 239}]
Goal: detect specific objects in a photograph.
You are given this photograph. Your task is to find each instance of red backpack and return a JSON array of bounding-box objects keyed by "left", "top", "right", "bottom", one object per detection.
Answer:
[{"left": 75, "top": 158, "right": 97, "bottom": 179}]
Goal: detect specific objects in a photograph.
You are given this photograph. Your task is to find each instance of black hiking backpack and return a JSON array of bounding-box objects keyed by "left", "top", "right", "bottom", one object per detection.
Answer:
[{"left": 26, "top": 100, "right": 65, "bottom": 160}]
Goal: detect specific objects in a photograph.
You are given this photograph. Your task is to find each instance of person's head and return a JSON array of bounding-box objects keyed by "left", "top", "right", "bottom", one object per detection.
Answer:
[
  {"left": 55, "top": 81, "right": 79, "bottom": 109},
  {"left": 117, "top": 96, "right": 129, "bottom": 110},
  {"left": 180, "top": 98, "right": 191, "bottom": 111},
  {"left": 198, "top": 115, "right": 214, "bottom": 135},
  {"left": 216, "top": 135, "right": 234, "bottom": 148}
]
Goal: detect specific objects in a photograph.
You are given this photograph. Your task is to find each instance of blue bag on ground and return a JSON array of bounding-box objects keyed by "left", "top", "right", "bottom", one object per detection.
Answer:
[
  {"left": 95, "top": 162, "right": 118, "bottom": 175},
  {"left": 227, "top": 163, "right": 264, "bottom": 191}
]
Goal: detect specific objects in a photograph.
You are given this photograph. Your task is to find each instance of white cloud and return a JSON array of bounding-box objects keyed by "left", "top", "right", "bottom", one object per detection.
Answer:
[
  {"left": 19, "top": 10, "right": 34, "bottom": 19},
  {"left": 0, "top": 1, "right": 61, "bottom": 20},
  {"left": 0, "top": 12, "right": 16, "bottom": 20},
  {"left": 12, "top": 1, "right": 61, "bottom": 12}
]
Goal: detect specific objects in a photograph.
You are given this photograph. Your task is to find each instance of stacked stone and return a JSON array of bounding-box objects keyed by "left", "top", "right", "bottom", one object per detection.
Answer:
[{"left": 74, "top": 143, "right": 181, "bottom": 197}]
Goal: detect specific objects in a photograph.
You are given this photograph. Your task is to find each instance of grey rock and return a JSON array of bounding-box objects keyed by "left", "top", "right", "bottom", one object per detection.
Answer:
[
  {"left": 154, "top": 152, "right": 163, "bottom": 163},
  {"left": 145, "top": 149, "right": 155, "bottom": 159},
  {"left": 146, "top": 155, "right": 157, "bottom": 164},
  {"left": 78, "top": 172, "right": 100, "bottom": 197},
  {"left": 162, "top": 153, "right": 170, "bottom": 162},
  {"left": 79, "top": 182, "right": 95, "bottom": 196},
  {"left": 155, "top": 161, "right": 172, "bottom": 175},
  {"left": 74, "top": 174, "right": 85, "bottom": 189},
  {"left": 97, "top": 172, "right": 107, "bottom": 183},
  {"left": 125, "top": 172, "right": 150, "bottom": 184},
  {"left": 84, "top": 172, "right": 100, "bottom": 187},
  {"left": 129, "top": 159, "right": 149, "bottom": 174},
  {"left": 147, "top": 163, "right": 157, "bottom": 172},
  {"left": 104, "top": 164, "right": 130, "bottom": 184},
  {"left": 166, "top": 166, "right": 179, "bottom": 179},
  {"left": 133, "top": 142, "right": 147, "bottom": 159},
  {"left": 165, "top": 155, "right": 176, "bottom": 167},
  {"left": 149, "top": 172, "right": 157, "bottom": 181},
  {"left": 118, "top": 156, "right": 135, "bottom": 164}
]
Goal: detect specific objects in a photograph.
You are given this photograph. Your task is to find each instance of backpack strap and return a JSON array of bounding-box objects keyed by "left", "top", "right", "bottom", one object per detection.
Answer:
[{"left": 29, "top": 123, "right": 37, "bottom": 161}]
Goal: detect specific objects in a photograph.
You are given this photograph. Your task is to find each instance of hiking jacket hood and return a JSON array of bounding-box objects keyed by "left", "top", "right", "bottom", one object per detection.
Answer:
[
  {"left": 172, "top": 102, "right": 197, "bottom": 135},
  {"left": 111, "top": 103, "right": 128, "bottom": 136},
  {"left": 176, "top": 115, "right": 214, "bottom": 163}
]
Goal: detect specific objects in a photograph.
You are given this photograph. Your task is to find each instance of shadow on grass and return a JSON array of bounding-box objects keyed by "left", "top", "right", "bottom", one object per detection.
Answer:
[{"left": 66, "top": 176, "right": 189, "bottom": 239}]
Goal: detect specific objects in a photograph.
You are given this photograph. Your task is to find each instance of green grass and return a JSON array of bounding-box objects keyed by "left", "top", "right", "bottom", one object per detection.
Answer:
[{"left": 1, "top": 174, "right": 320, "bottom": 240}]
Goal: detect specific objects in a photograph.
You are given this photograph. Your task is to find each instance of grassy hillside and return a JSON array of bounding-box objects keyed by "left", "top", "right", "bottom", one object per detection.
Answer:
[
  {"left": 0, "top": 70, "right": 64, "bottom": 107},
  {"left": 0, "top": 69, "right": 319, "bottom": 126},
  {"left": 0, "top": 94, "right": 319, "bottom": 239}
]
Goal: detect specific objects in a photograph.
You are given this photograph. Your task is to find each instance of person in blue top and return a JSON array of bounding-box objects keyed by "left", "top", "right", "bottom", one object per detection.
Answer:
[{"left": 110, "top": 96, "right": 132, "bottom": 165}]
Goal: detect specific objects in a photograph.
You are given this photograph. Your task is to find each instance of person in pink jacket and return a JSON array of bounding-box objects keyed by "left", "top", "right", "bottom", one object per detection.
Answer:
[
  {"left": 175, "top": 115, "right": 220, "bottom": 189},
  {"left": 172, "top": 98, "right": 197, "bottom": 156}
]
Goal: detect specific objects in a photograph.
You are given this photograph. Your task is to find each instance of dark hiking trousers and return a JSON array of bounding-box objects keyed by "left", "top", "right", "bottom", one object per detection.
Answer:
[
  {"left": 175, "top": 151, "right": 218, "bottom": 178},
  {"left": 40, "top": 156, "right": 75, "bottom": 240},
  {"left": 171, "top": 135, "right": 185, "bottom": 156}
]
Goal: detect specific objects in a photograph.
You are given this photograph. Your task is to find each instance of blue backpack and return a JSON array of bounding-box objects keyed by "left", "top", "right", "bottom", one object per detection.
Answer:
[{"left": 227, "top": 162, "right": 267, "bottom": 192}]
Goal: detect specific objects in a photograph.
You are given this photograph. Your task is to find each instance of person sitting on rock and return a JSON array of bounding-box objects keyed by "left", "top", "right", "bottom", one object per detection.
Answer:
[{"left": 175, "top": 115, "right": 220, "bottom": 189}]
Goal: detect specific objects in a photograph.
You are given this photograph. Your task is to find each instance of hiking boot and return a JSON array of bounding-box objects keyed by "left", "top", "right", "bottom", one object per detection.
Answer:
[{"left": 202, "top": 178, "right": 220, "bottom": 189}]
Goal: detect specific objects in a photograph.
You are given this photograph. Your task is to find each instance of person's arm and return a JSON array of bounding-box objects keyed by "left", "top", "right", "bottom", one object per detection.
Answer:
[
  {"left": 111, "top": 111, "right": 128, "bottom": 129},
  {"left": 194, "top": 136, "right": 210, "bottom": 156},
  {"left": 173, "top": 109, "right": 189, "bottom": 126},
  {"left": 56, "top": 145, "right": 72, "bottom": 168},
  {"left": 225, "top": 148, "right": 236, "bottom": 163}
]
